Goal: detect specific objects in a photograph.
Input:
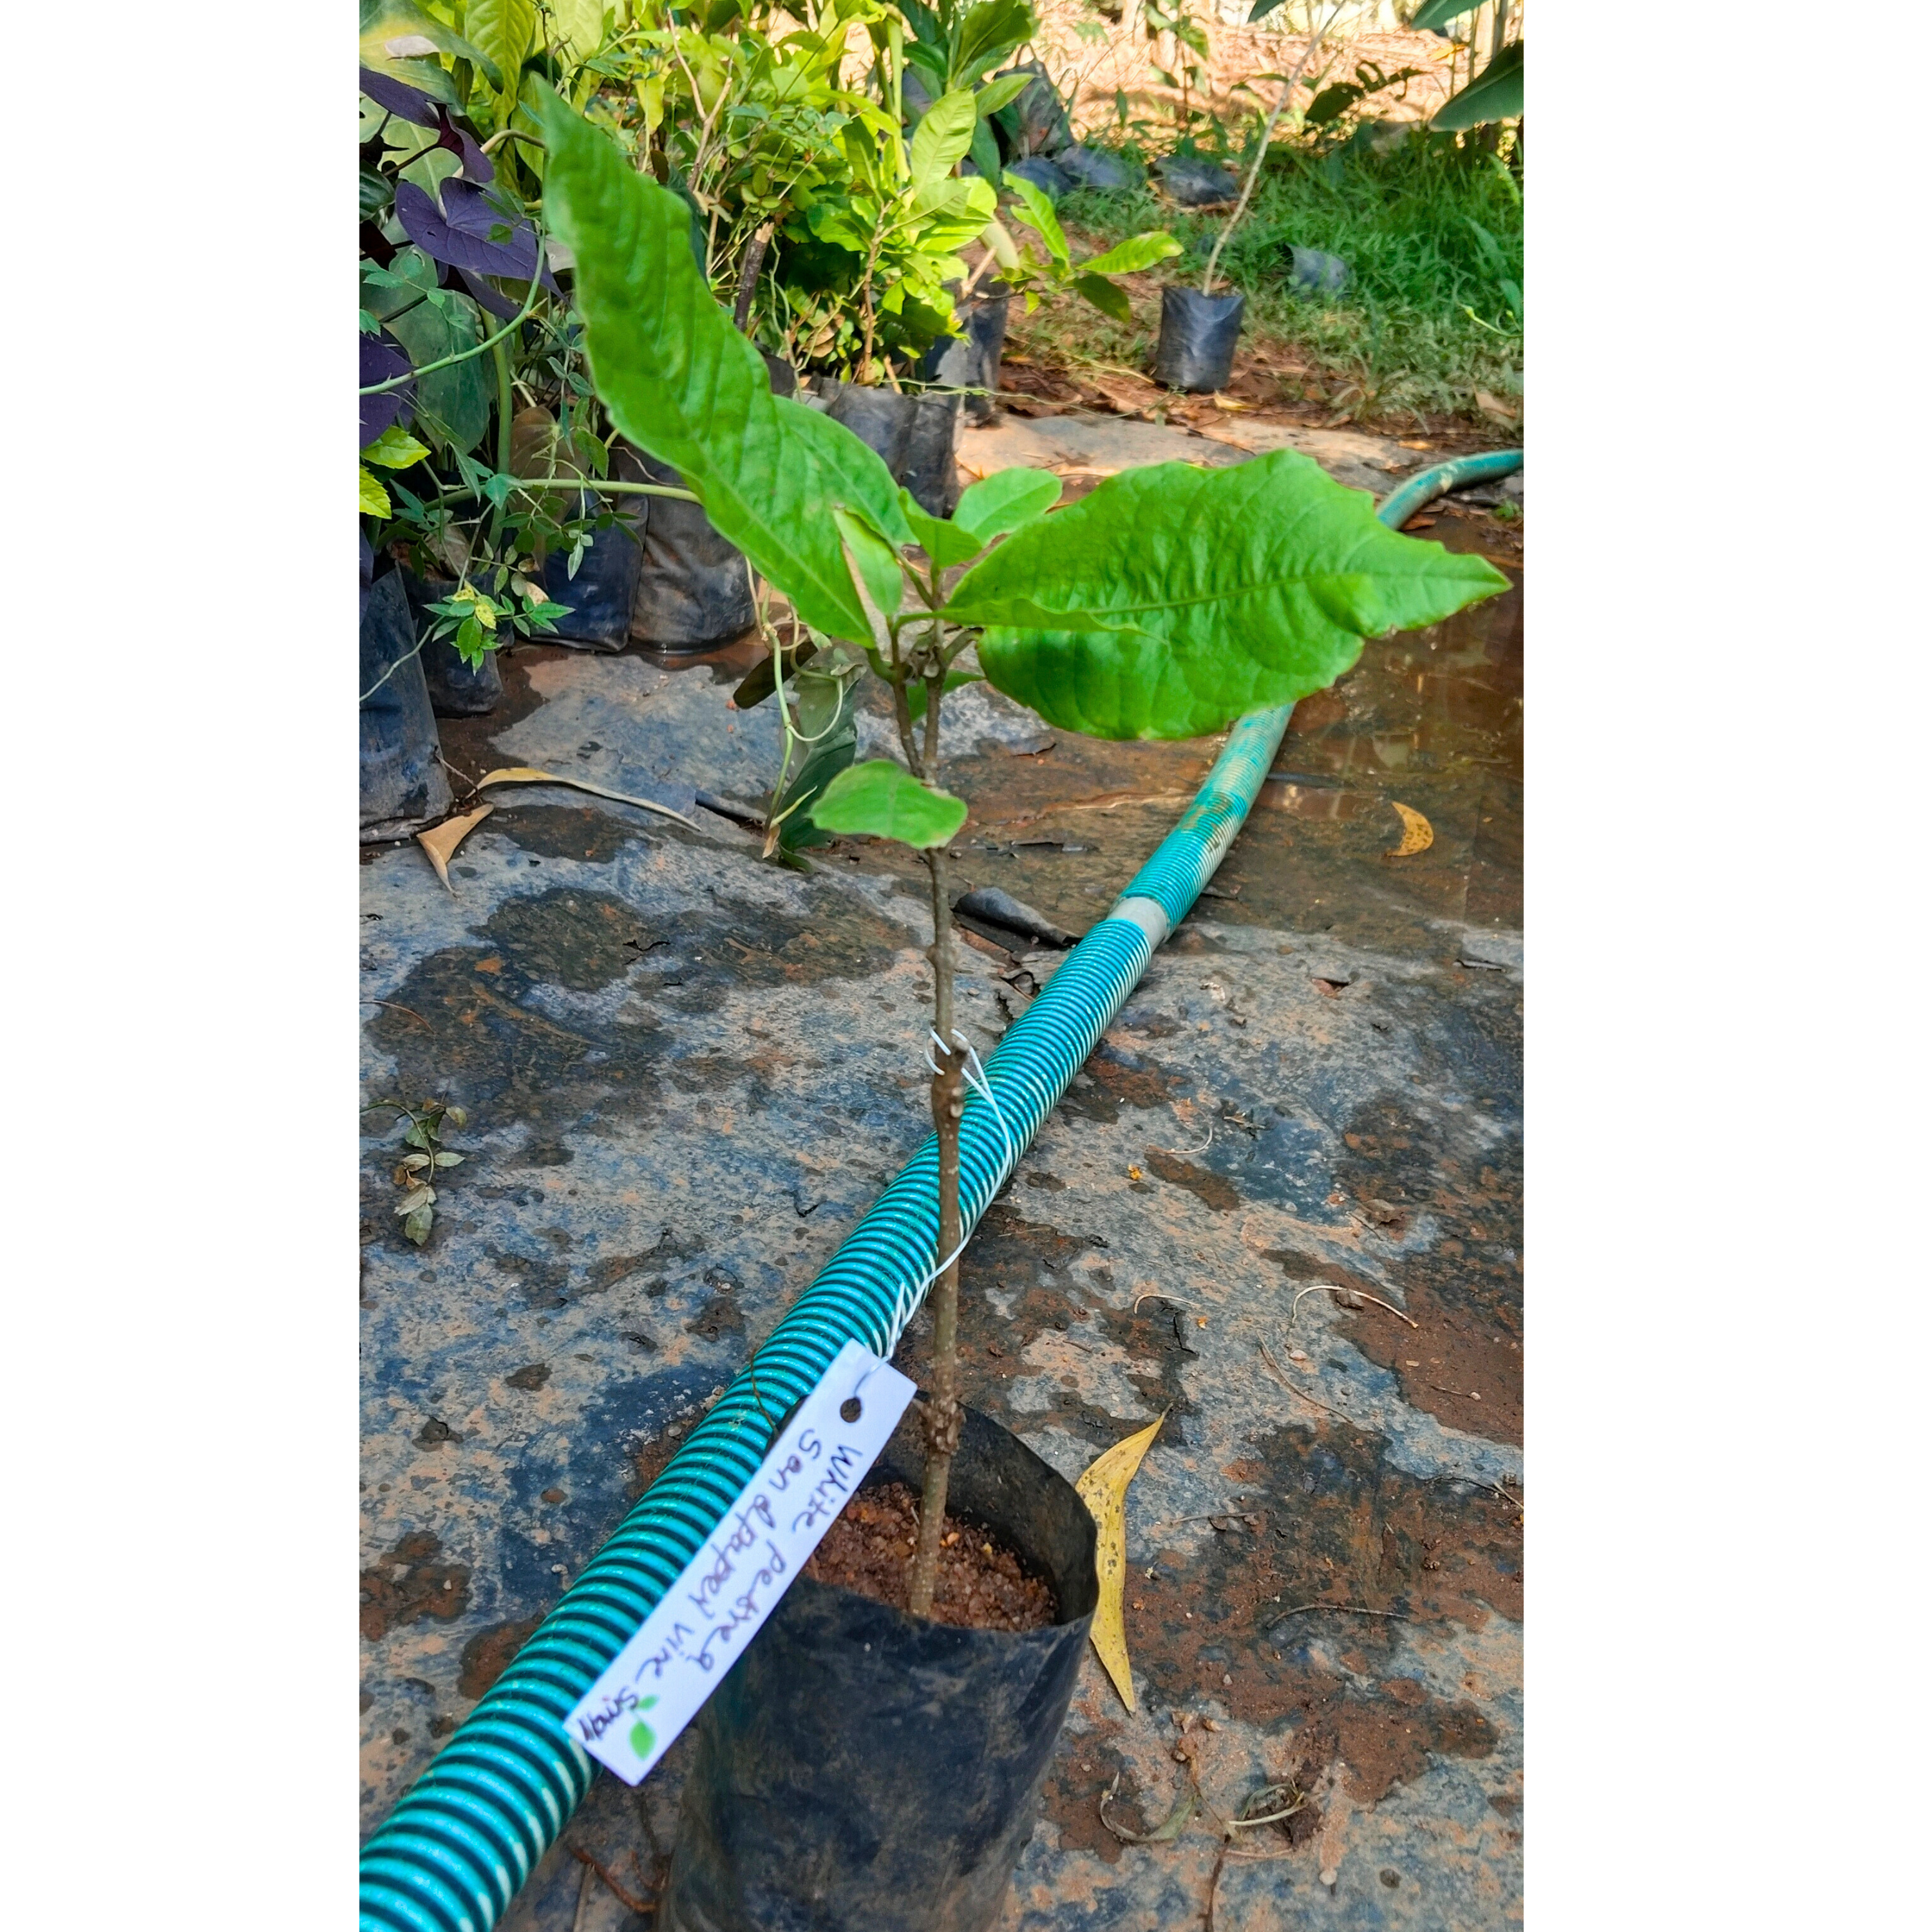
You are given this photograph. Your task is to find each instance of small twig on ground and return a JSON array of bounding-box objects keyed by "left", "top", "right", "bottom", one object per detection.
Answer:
[
  {"left": 365, "top": 999, "right": 431, "bottom": 1029},
  {"left": 1267, "top": 1602, "right": 1408, "bottom": 1630},
  {"left": 567, "top": 1843, "right": 655, "bottom": 1915},
  {"left": 1258, "top": 1341, "right": 1352, "bottom": 1422},
  {"left": 1290, "top": 1282, "right": 1419, "bottom": 1331},
  {"left": 1133, "top": 1291, "right": 1188, "bottom": 1315},
  {"left": 1204, "top": 1844, "right": 1227, "bottom": 1931}
]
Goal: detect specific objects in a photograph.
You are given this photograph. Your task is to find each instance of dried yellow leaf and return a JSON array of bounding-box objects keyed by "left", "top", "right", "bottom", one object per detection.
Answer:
[
  {"left": 417, "top": 804, "right": 495, "bottom": 891},
  {"left": 1075, "top": 1411, "right": 1168, "bottom": 1713},
  {"left": 1385, "top": 802, "right": 1433, "bottom": 858},
  {"left": 474, "top": 767, "right": 697, "bottom": 830}
]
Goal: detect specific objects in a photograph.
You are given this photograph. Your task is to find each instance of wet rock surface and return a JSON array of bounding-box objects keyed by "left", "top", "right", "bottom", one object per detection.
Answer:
[{"left": 362, "top": 469, "right": 1523, "bottom": 1929}]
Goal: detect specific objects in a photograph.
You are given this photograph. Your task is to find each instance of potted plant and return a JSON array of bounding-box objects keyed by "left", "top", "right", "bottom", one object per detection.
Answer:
[{"left": 533, "top": 80, "right": 1506, "bottom": 1929}]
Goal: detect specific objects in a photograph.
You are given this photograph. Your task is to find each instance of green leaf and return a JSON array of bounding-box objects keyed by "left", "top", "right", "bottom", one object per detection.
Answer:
[
  {"left": 1432, "top": 41, "right": 1522, "bottom": 130},
  {"left": 956, "top": 466, "right": 1062, "bottom": 543},
  {"left": 972, "top": 72, "right": 1032, "bottom": 119},
  {"left": 1074, "top": 272, "right": 1133, "bottom": 323},
  {"left": 551, "top": 0, "right": 607, "bottom": 59},
  {"left": 533, "top": 85, "right": 909, "bottom": 643},
  {"left": 359, "top": 0, "right": 502, "bottom": 89},
  {"left": 1410, "top": 0, "right": 1481, "bottom": 30},
  {"left": 791, "top": 668, "right": 848, "bottom": 739},
  {"left": 367, "top": 252, "right": 490, "bottom": 455},
  {"left": 1081, "top": 231, "right": 1181, "bottom": 276},
  {"left": 900, "top": 493, "right": 986, "bottom": 569},
  {"left": 956, "top": 0, "right": 1037, "bottom": 86},
  {"left": 808, "top": 760, "right": 969, "bottom": 848},
  {"left": 403, "top": 1204, "right": 435, "bottom": 1245},
  {"left": 364, "top": 425, "right": 432, "bottom": 469},
  {"left": 969, "top": 115, "right": 1003, "bottom": 187},
  {"left": 360, "top": 466, "right": 393, "bottom": 518},
  {"left": 433, "top": 1151, "right": 465, "bottom": 1168},
  {"left": 905, "top": 669, "right": 983, "bottom": 724},
  {"left": 909, "top": 88, "right": 979, "bottom": 196},
  {"left": 1005, "top": 173, "right": 1068, "bottom": 268},
  {"left": 833, "top": 506, "right": 906, "bottom": 646},
  {"left": 773, "top": 694, "right": 857, "bottom": 853},
  {"left": 945, "top": 450, "right": 1510, "bottom": 741},
  {"left": 466, "top": 0, "right": 536, "bottom": 99}
]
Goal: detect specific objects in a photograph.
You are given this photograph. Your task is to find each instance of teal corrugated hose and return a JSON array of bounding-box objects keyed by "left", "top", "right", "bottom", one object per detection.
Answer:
[{"left": 358, "top": 449, "right": 1523, "bottom": 1932}]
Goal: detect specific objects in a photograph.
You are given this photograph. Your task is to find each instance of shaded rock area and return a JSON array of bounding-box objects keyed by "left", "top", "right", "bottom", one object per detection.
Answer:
[{"left": 361, "top": 428, "right": 1523, "bottom": 1930}]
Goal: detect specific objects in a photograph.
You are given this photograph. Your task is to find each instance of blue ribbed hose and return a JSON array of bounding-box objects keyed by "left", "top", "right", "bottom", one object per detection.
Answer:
[{"left": 358, "top": 449, "right": 1523, "bottom": 1932}]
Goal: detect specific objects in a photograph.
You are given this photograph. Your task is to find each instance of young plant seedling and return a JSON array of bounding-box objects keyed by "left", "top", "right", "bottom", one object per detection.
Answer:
[{"left": 532, "top": 82, "right": 1508, "bottom": 1617}]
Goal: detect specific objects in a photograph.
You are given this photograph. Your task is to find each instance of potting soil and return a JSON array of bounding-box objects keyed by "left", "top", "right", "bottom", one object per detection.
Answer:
[{"left": 806, "top": 1479, "right": 1056, "bottom": 1632}]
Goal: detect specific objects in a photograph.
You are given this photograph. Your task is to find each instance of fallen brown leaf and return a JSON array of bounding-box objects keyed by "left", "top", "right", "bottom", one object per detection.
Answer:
[
  {"left": 474, "top": 767, "right": 696, "bottom": 829},
  {"left": 418, "top": 804, "right": 495, "bottom": 891},
  {"left": 1384, "top": 801, "right": 1433, "bottom": 858}
]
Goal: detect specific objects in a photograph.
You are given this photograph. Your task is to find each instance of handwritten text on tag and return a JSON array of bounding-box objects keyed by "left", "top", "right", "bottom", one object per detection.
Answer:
[{"left": 567, "top": 1340, "right": 916, "bottom": 1784}]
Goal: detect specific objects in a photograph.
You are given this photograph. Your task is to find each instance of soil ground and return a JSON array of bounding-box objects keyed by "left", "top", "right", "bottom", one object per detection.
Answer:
[{"left": 361, "top": 405, "right": 1524, "bottom": 1929}]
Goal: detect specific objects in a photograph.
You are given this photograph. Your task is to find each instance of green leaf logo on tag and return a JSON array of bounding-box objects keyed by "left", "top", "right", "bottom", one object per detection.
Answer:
[{"left": 628, "top": 1695, "right": 659, "bottom": 1758}]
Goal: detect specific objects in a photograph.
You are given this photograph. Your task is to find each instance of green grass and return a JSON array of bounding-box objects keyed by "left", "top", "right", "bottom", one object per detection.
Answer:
[{"left": 1028, "top": 132, "right": 1523, "bottom": 426}]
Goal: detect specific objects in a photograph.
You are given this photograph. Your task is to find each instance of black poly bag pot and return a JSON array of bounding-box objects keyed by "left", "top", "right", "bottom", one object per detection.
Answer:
[
  {"left": 658, "top": 1405, "right": 1100, "bottom": 1932},
  {"left": 360, "top": 567, "right": 451, "bottom": 841},
  {"left": 540, "top": 482, "right": 648, "bottom": 652},
  {"left": 402, "top": 574, "right": 504, "bottom": 717},
  {"left": 1153, "top": 285, "right": 1246, "bottom": 393},
  {"left": 629, "top": 446, "right": 758, "bottom": 650},
  {"left": 919, "top": 285, "right": 1011, "bottom": 426},
  {"left": 816, "top": 378, "right": 964, "bottom": 518}
]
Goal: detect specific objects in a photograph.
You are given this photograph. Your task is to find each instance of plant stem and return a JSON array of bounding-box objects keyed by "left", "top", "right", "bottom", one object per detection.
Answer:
[
  {"left": 1200, "top": 1, "right": 1347, "bottom": 296},
  {"left": 909, "top": 831, "right": 965, "bottom": 1618},
  {"left": 733, "top": 218, "right": 777, "bottom": 333},
  {"left": 488, "top": 334, "right": 515, "bottom": 547}
]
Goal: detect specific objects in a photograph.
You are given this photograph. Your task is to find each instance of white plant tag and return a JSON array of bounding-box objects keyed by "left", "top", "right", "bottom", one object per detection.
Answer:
[{"left": 566, "top": 1340, "right": 917, "bottom": 1785}]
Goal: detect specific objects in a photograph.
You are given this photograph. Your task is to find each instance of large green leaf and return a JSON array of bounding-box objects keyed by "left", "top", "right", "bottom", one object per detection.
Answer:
[
  {"left": 1433, "top": 41, "right": 1522, "bottom": 130},
  {"left": 943, "top": 451, "right": 1510, "bottom": 740},
  {"left": 533, "top": 85, "right": 909, "bottom": 642},
  {"left": 466, "top": 0, "right": 536, "bottom": 98},
  {"left": 909, "top": 88, "right": 979, "bottom": 196},
  {"left": 364, "top": 252, "right": 490, "bottom": 453},
  {"left": 808, "top": 760, "right": 968, "bottom": 848},
  {"left": 359, "top": 0, "right": 501, "bottom": 89},
  {"left": 1082, "top": 231, "right": 1182, "bottom": 276}
]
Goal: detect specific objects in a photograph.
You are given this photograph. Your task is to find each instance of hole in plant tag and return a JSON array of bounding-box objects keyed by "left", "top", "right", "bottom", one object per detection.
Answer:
[{"left": 840, "top": 1396, "right": 863, "bottom": 1423}]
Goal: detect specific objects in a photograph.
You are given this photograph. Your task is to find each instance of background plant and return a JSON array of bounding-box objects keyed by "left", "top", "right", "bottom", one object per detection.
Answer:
[{"left": 533, "top": 82, "right": 1505, "bottom": 1609}]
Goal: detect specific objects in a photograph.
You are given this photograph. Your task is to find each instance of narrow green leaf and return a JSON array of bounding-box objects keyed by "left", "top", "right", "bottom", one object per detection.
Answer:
[
  {"left": 1081, "top": 231, "right": 1182, "bottom": 276},
  {"left": 833, "top": 507, "right": 905, "bottom": 649},
  {"left": 1432, "top": 41, "right": 1522, "bottom": 130},
  {"left": 533, "top": 86, "right": 909, "bottom": 642},
  {"left": 973, "top": 72, "right": 1032, "bottom": 118},
  {"left": 1410, "top": 0, "right": 1481, "bottom": 30},
  {"left": 1074, "top": 272, "right": 1133, "bottom": 324},
  {"left": 808, "top": 761, "right": 968, "bottom": 848},
  {"left": 956, "top": 466, "right": 1062, "bottom": 543},
  {"left": 909, "top": 89, "right": 978, "bottom": 196},
  {"left": 945, "top": 450, "right": 1510, "bottom": 741},
  {"left": 1005, "top": 173, "right": 1068, "bottom": 268}
]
